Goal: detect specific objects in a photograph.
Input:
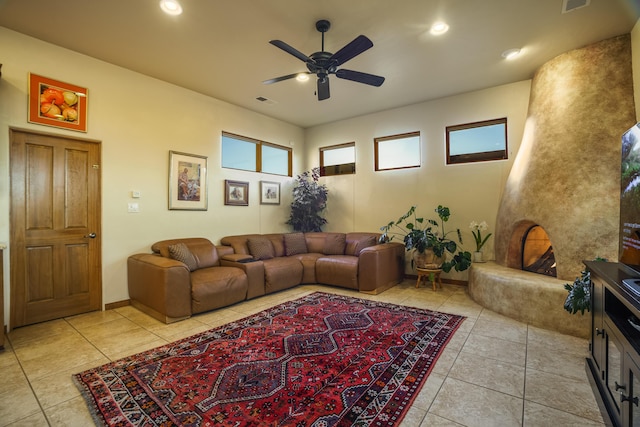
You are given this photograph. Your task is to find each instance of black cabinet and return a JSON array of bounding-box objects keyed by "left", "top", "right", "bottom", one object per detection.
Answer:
[{"left": 587, "top": 261, "right": 640, "bottom": 427}]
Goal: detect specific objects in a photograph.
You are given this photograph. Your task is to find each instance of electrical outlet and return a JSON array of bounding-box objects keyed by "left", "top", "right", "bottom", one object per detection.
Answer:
[{"left": 128, "top": 203, "right": 140, "bottom": 213}]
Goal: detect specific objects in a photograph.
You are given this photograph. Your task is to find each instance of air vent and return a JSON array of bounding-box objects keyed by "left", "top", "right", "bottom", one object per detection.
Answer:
[
  {"left": 256, "top": 96, "right": 277, "bottom": 105},
  {"left": 562, "top": 0, "right": 590, "bottom": 13}
]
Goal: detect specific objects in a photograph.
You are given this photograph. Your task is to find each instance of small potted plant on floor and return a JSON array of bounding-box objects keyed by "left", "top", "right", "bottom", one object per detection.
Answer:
[
  {"left": 469, "top": 220, "right": 492, "bottom": 262},
  {"left": 380, "top": 205, "right": 472, "bottom": 273},
  {"left": 563, "top": 257, "right": 606, "bottom": 315}
]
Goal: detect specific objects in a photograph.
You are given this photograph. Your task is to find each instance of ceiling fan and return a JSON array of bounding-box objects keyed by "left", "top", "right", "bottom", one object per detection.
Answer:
[{"left": 263, "top": 19, "right": 385, "bottom": 101}]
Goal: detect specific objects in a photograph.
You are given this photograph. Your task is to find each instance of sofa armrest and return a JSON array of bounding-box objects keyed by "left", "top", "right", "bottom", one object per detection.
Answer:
[
  {"left": 221, "top": 253, "right": 254, "bottom": 262},
  {"left": 127, "top": 253, "right": 192, "bottom": 322},
  {"left": 357, "top": 242, "right": 405, "bottom": 293},
  {"left": 220, "top": 258, "right": 266, "bottom": 300}
]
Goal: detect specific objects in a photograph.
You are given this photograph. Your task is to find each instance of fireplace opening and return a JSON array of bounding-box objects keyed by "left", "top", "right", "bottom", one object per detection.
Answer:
[{"left": 522, "top": 225, "right": 557, "bottom": 277}]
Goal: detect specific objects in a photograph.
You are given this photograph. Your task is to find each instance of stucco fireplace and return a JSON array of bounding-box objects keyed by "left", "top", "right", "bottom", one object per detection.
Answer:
[{"left": 468, "top": 34, "right": 636, "bottom": 338}]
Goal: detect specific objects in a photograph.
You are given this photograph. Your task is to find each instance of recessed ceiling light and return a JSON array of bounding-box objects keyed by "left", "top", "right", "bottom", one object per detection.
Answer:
[
  {"left": 430, "top": 22, "right": 449, "bottom": 36},
  {"left": 296, "top": 73, "right": 309, "bottom": 82},
  {"left": 160, "top": 0, "right": 182, "bottom": 16},
  {"left": 502, "top": 48, "right": 521, "bottom": 60}
]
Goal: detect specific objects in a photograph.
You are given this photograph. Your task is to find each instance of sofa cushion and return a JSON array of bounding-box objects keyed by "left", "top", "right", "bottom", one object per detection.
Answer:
[
  {"left": 284, "top": 232, "right": 308, "bottom": 256},
  {"left": 190, "top": 266, "right": 248, "bottom": 314},
  {"left": 262, "top": 257, "right": 303, "bottom": 293},
  {"left": 316, "top": 255, "right": 359, "bottom": 289},
  {"left": 247, "top": 237, "right": 275, "bottom": 260},
  {"left": 324, "top": 233, "right": 346, "bottom": 255},
  {"left": 167, "top": 243, "right": 198, "bottom": 271}
]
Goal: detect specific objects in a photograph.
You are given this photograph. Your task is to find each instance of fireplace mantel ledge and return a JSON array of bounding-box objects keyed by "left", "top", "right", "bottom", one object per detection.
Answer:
[{"left": 468, "top": 261, "right": 590, "bottom": 339}]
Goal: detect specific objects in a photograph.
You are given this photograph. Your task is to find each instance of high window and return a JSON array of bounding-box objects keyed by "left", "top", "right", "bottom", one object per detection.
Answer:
[
  {"left": 446, "top": 118, "right": 508, "bottom": 165},
  {"left": 374, "top": 131, "right": 421, "bottom": 171},
  {"left": 222, "top": 131, "right": 292, "bottom": 176},
  {"left": 319, "top": 142, "right": 356, "bottom": 176}
]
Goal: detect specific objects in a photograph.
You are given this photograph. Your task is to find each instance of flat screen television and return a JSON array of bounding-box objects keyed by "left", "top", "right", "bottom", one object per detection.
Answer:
[{"left": 620, "top": 123, "right": 640, "bottom": 275}]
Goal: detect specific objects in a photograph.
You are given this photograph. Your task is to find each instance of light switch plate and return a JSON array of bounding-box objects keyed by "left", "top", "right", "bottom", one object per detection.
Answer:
[{"left": 128, "top": 203, "right": 140, "bottom": 213}]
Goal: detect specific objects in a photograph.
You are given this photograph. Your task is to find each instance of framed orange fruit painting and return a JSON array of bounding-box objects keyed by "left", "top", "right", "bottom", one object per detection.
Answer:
[{"left": 28, "top": 73, "right": 88, "bottom": 132}]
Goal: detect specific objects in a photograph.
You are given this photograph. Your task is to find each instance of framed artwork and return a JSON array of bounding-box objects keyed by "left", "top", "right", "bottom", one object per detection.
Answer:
[
  {"left": 28, "top": 73, "right": 88, "bottom": 132},
  {"left": 169, "top": 151, "right": 208, "bottom": 210},
  {"left": 225, "top": 180, "right": 249, "bottom": 206},
  {"left": 260, "top": 181, "right": 280, "bottom": 205}
]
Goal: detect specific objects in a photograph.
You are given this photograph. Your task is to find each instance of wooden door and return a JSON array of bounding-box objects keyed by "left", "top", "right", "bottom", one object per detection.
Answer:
[{"left": 10, "top": 129, "right": 101, "bottom": 328}]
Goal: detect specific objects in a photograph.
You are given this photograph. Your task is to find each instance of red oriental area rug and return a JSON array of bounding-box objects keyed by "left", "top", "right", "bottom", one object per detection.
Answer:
[{"left": 74, "top": 292, "right": 464, "bottom": 426}]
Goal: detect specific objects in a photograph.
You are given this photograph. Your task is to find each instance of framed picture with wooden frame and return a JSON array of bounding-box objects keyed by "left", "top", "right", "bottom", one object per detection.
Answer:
[
  {"left": 169, "top": 151, "right": 208, "bottom": 210},
  {"left": 28, "top": 73, "right": 88, "bottom": 132},
  {"left": 225, "top": 180, "right": 249, "bottom": 206},
  {"left": 260, "top": 181, "right": 280, "bottom": 205}
]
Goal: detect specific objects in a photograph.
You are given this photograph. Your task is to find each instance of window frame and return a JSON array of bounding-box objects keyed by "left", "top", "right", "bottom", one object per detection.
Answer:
[
  {"left": 446, "top": 118, "right": 508, "bottom": 165},
  {"left": 319, "top": 142, "right": 356, "bottom": 176},
  {"left": 222, "top": 131, "right": 292, "bottom": 176},
  {"left": 374, "top": 131, "right": 421, "bottom": 172}
]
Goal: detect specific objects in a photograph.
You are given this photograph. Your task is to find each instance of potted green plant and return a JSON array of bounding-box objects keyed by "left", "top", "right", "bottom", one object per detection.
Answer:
[
  {"left": 564, "top": 269, "right": 591, "bottom": 315},
  {"left": 469, "top": 220, "right": 492, "bottom": 262},
  {"left": 563, "top": 257, "right": 606, "bottom": 315},
  {"left": 286, "top": 168, "right": 329, "bottom": 232},
  {"left": 380, "top": 205, "right": 472, "bottom": 273}
]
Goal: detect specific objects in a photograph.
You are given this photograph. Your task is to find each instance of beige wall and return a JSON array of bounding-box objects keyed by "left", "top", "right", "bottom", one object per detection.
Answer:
[
  {"left": 0, "top": 27, "right": 304, "bottom": 321},
  {"left": 304, "top": 80, "right": 531, "bottom": 279}
]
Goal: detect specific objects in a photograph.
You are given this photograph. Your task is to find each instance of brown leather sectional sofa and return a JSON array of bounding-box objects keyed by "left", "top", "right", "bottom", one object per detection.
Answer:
[{"left": 127, "top": 232, "right": 405, "bottom": 323}]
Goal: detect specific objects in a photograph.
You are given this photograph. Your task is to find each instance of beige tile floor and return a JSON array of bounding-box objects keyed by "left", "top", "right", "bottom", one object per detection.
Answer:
[{"left": 0, "top": 280, "right": 604, "bottom": 426}]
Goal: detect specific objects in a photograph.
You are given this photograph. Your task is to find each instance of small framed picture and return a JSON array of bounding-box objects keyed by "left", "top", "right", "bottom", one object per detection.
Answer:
[
  {"left": 169, "top": 151, "right": 208, "bottom": 210},
  {"left": 225, "top": 180, "right": 249, "bottom": 206},
  {"left": 260, "top": 181, "right": 280, "bottom": 205},
  {"left": 28, "top": 73, "right": 88, "bottom": 132}
]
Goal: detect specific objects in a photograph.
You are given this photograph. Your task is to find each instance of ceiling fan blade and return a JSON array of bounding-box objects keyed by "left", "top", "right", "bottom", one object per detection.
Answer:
[
  {"left": 269, "top": 40, "right": 312, "bottom": 63},
  {"left": 317, "top": 78, "right": 330, "bottom": 101},
  {"left": 336, "top": 69, "right": 385, "bottom": 87},
  {"left": 330, "top": 35, "right": 373, "bottom": 66},
  {"left": 263, "top": 72, "right": 310, "bottom": 85}
]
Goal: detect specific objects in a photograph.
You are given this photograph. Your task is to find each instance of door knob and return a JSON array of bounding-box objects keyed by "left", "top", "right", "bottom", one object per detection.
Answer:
[{"left": 84, "top": 233, "right": 96, "bottom": 238}]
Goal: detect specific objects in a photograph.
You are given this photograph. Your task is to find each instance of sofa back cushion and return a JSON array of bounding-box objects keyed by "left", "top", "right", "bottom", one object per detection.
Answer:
[
  {"left": 264, "top": 234, "right": 286, "bottom": 257},
  {"left": 346, "top": 233, "right": 380, "bottom": 256},
  {"left": 152, "top": 238, "right": 220, "bottom": 269},
  {"left": 324, "top": 233, "right": 346, "bottom": 255},
  {"left": 220, "top": 234, "right": 285, "bottom": 257},
  {"left": 304, "top": 232, "right": 346, "bottom": 255}
]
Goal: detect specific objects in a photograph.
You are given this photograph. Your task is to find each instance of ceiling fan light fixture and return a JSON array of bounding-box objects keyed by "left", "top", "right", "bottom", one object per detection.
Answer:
[
  {"left": 160, "top": 0, "right": 182, "bottom": 16},
  {"left": 502, "top": 48, "right": 521, "bottom": 60},
  {"left": 296, "top": 73, "right": 309, "bottom": 82},
  {"left": 430, "top": 22, "right": 449, "bottom": 35}
]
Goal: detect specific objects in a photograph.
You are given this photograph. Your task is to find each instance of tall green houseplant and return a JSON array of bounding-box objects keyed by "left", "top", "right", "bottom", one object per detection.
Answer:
[{"left": 286, "top": 168, "right": 329, "bottom": 232}]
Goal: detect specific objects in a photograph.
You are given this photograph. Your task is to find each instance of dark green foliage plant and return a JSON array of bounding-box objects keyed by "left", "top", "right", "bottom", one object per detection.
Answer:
[
  {"left": 564, "top": 270, "right": 591, "bottom": 315},
  {"left": 286, "top": 168, "right": 329, "bottom": 232},
  {"left": 563, "top": 257, "right": 606, "bottom": 315},
  {"left": 380, "top": 205, "right": 472, "bottom": 273}
]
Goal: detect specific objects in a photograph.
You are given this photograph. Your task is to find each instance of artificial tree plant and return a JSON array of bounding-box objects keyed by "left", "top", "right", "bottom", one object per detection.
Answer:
[{"left": 286, "top": 167, "right": 329, "bottom": 232}]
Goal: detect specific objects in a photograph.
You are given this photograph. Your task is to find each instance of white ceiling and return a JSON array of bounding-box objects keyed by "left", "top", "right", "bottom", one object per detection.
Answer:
[{"left": 0, "top": 0, "right": 637, "bottom": 128}]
